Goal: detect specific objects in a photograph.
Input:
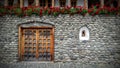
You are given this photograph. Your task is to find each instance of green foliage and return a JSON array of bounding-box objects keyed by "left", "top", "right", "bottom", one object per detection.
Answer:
[
  {"left": 25, "top": 8, "right": 32, "bottom": 16},
  {"left": 0, "top": 6, "right": 120, "bottom": 17},
  {"left": 81, "top": 9, "right": 87, "bottom": 15},
  {"left": 14, "top": 8, "right": 23, "bottom": 16},
  {"left": 43, "top": 9, "right": 49, "bottom": 15},
  {"left": 99, "top": 9, "right": 108, "bottom": 14},
  {"left": 53, "top": 12, "right": 59, "bottom": 17},
  {"left": 14, "top": 8, "right": 22, "bottom": 14},
  {"left": 89, "top": 6, "right": 97, "bottom": 15},
  {"left": 32, "top": 8, "right": 40, "bottom": 15},
  {"left": 70, "top": 8, "right": 77, "bottom": 14},
  {"left": 0, "top": 8, "right": 6, "bottom": 14},
  {"left": 93, "top": 6, "right": 97, "bottom": 12}
]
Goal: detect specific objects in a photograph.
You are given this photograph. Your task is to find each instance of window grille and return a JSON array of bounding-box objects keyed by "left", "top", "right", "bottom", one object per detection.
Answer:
[
  {"left": 39, "top": 0, "right": 46, "bottom": 7},
  {"left": 88, "top": 0, "right": 100, "bottom": 8},
  {"left": 59, "top": 0, "right": 66, "bottom": 7},
  {"left": 48, "top": 0, "right": 52, "bottom": 7},
  {"left": 28, "top": 0, "right": 34, "bottom": 6},
  {"left": 71, "top": 0, "right": 77, "bottom": 7},
  {"left": 9, "top": 0, "right": 14, "bottom": 6}
]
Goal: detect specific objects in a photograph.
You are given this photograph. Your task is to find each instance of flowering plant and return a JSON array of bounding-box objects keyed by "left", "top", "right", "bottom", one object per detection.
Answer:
[
  {"left": 88, "top": 4, "right": 120, "bottom": 16},
  {"left": 0, "top": 5, "right": 120, "bottom": 17}
]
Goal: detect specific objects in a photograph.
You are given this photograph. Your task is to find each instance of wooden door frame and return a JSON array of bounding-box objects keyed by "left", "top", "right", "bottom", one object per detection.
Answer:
[{"left": 18, "top": 26, "right": 55, "bottom": 61}]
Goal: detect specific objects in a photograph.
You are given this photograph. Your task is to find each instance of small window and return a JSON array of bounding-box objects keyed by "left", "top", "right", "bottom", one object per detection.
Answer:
[
  {"left": 71, "top": 0, "right": 77, "bottom": 7},
  {"left": 59, "top": 0, "right": 66, "bottom": 7},
  {"left": 82, "top": 30, "right": 85, "bottom": 37},
  {"left": 55, "top": 0, "right": 60, "bottom": 7},
  {"left": 0, "top": 0, "right": 4, "bottom": 7},
  {"left": 28, "top": 0, "right": 35, "bottom": 6},
  {"left": 88, "top": 0, "right": 100, "bottom": 8},
  {"left": 48, "top": 0, "right": 52, "bottom": 7},
  {"left": 19, "top": 27, "right": 54, "bottom": 61},
  {"left": 39, "top": 0, "right": 52, "bottom": 7},
  {"left": 79, "top": 27, "right": 90, "bottom": 41},
  {"left": 13, "top": 0, "right": 20, "bottom": 7},
  {"left": 76, "top": 0, "right": 84, "bottom": 7},
  {"left": 8, "top": 0, "right": 14, "bottom": 6},
  {"left": 104, "top": 0, "right": 118, "bottom": 8},
  {"left": 113, "top": 0, "right": 118, "bottom": 8},
  {"left": 39, "top": 0, "right": 46, "bottom": 7}
]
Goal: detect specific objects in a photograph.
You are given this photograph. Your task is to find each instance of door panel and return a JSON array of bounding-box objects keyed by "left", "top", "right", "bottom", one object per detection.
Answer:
[{"left": 21, "top": 28, "right": 53, "bottom": 61}]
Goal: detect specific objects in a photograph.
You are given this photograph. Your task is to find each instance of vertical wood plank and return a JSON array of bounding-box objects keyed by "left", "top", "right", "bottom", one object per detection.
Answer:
[
  {"left": 100, "top": 0, "right": 104, "bottom": 8},
  {"left": 41, "top": 30, "right": 44, "bottom": 60},
  {"left": 20, "top": 0, "right": 23, "bottom": 8},
  {"left": 46, "top": 0, "right": 48, "bottom": 7},
  {"left": 84, "top": 0, "right": 88, "bottom": 10},
  {"left": 22, "top": 29, "right": 25, "bottom": 60},
  {"left": 32, "top": 30, "right": 34, "bottom": 60},
  {"left": 35, "top": 0, "right": 39, "bottom": 6},
  {"left": 4, "top": 0, "right": 8, "bottom": 6},
  {"left": 45, "top": 29, "right": 47, "bottom": 60},
  {"left": 52, "top": 0, "right": 55, "bottom": 7},
  {"left": 18, "top": 26, "right": 21, "bottom": 61},
  {"left": 36, "top": 29, "right": 39, "bottom": 59},
  {"left": 52, "top": 28, "right": 54, "bottom": 61},
  {"left": 49, "top": 28, "right": 53, "bottom": 61},
  {"left": 32, "top": 30, "right": 34, "bottom": 59},
  {"left": 69, "top": 0, "right": 71, "bottom": 7},
  {"left": 118, "top": 0, "right": 120, "bottom": 7}
]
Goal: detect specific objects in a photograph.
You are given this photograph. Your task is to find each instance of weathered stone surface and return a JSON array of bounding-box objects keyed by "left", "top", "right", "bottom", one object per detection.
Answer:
[{"left": 0, "top": 15, "right": 120, "bottom": 68}]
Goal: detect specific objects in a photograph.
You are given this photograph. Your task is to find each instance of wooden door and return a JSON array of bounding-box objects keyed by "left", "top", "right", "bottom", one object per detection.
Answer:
[{"left": 20, "top": 28, "right": 54, "bottom": 61}]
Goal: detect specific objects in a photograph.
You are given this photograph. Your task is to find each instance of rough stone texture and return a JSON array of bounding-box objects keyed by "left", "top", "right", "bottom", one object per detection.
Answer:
[{"left": 0, "top": 15, "right": 120, "bottom": 68}]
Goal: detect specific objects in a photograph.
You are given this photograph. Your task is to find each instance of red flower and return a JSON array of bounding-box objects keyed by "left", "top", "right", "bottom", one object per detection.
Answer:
[
  {"left": 95, "top": 10, "right": 99, "bottom": 14},
  {"left": 39, "top": 9, "right": 42, "bottom": 16},
  {"left": 50, "top": 6, "right": 54, "bottom": 9},
  {"left": 88, "top": 9, "right": 92, "bottom": 13}
]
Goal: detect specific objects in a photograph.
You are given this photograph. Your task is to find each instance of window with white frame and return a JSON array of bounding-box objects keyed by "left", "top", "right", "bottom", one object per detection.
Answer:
[{"left": 79, "top": 27, "right": 90, "bottom": 41}]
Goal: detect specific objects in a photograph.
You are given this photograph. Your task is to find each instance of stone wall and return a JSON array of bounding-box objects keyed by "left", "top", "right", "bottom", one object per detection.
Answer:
[{"left": 0, "top": 15, "right": 120, "bottom": 68}]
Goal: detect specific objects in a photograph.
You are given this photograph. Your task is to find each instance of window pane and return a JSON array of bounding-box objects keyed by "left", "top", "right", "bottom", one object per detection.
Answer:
[
  {"left": 88, "top": 0, "right": 100, "bottom": 8},
  {"left": 28, "top": 0, "right": 34, "bottom": 6},
  {"left": 0, "top": 0, "right": 4, "bottom": 7},
  {"left": 48, "top": 0, "right": 52, "bottom": 7},
  {"left": 39, "top": 0, "right": 46, "bottom": 7},
  {"left": 9, "top": 0, "right": 14, "bottom": 6},
  {"left": 60, "top": 0, "right": 66, "bottom": 7},
  {"left": 104, "top": 0, "right": 118, "bottom": 8},
  {"left": 71, "top": 0, "right": 77, "bottom": 7}
]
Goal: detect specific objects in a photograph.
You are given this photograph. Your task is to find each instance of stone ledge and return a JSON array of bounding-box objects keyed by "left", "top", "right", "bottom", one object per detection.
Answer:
[{"left": 0, "top": 62, "right": 120, "bottom": 68}]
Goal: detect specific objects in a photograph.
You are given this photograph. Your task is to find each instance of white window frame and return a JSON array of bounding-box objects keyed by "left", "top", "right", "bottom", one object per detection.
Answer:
[{"left": 79, "top": 26, "right": 90, "bottom": 41}]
